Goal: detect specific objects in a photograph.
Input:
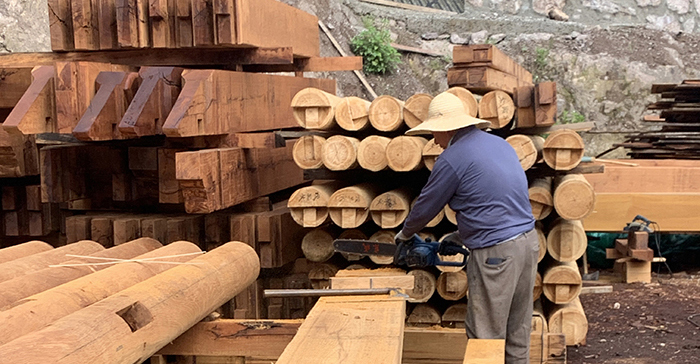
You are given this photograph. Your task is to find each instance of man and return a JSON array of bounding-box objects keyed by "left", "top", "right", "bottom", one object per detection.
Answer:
[{"left": 396, "top": 92, "right": 538, "bottom": 364}]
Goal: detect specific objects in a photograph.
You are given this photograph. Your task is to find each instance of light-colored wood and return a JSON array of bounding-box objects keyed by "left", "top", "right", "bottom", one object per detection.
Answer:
[
  {"left": 543, "top": 260, "right": 582, "bottom": 305},
  {"left": 452, "top": 45, "right": 534, "bottom": 84},
  {"left": 463, "top": 339, "right": 505, "bottom": 364},
  {"left": 542, "top": 129, "right": 585, "bottom": 171},
  {"left": 404, "top": 93, "right": 433, "bottom": 129},
  {"left": 291, "top": 88, "right": 342, "bottom": 130},
  {"left": 192, "top": 0, "right": 215, "bottom": 46},
  {"left": 288, "top": 183, "right": 339, "bottom": 228},
  {"left": 478, "top": 90, "right": 514, "bottom": 129},
  {"left": 3, "top": 65, "right": 57, "bottom": 135},
  {"left": 335, "top": 97, "right": 371, "bottom": 131},
  {"left": 532, "top": 300, "right": 547, "bottom": 334},
  {"left": 369, "top": 95, "right": 405, "bottom": 132},
  {"left": 358, "top": 135, "right": 391, "bottom": 171},
  {"left": 292, "top": 135, "right": 326, "bottom": 170},
  {"left": 533, "top": 272, "right": 543, "bottom": 301},
  {"left": 119, "top": 67, "right": 182, "bottom": 137},
  {"left": 0, "top": 240, "right": 52, "bottom": 264},
  {"left": 436, "top": 233, "right": 465, "bottom": 273},
  {"left": 407, "top": 304, "right": 441, "bottom": 327},
  {"left": 150, "top": 0, "right": 177, "bottom": 48},
  {"left": 445, "top": 87, "right": 478, "bottom": 117},
  {"left": 436, "top": 270, "right": 468, "bottom": 301},
  {"left": 275, "top": 294, "right": 405, "bottom": 364},
  {"left": 506, "top": 135, "right": 544, "bottom": 171},
  {"left": 407, "top": 269, "right": 436, "bottom": 303},
  {"left": 330, "top": 274, "right": 414, "bottom": 290},
  {"left": 580, "top": 285, "right": 613, "bottom": 294},
  {"left": 322, "top": 135, "right": 360, "bottom": 171},
  {"left": 328, "top": 184, "right": 381, "bottom": 229},
  {"left": 536, "top": 223, "right": 546, "bottom": 263},
  {"left": 553, "top": 174, "right": 596, "bottom": 220},
  {"left": 0, "top": 240, "right": 102, "bottom": 284},
  {"left": 547, "top": 219, "right": 587, "bottom": 263},
  {"left": 528, "top": 177, "right": 553, "bottom": 220},
  {"left": 0, "top": 242, "right": 259, "bottom": 363},
  {"left": 547, "top": 297, "right": 588, "bottom": 346},
  {"left": 301, "top": 228, "right": 335, "bottom": 262},
  {"left": 370, "top": 188, "right": 414, "bottom": 228},
  {"left": 445, "top": 204, "right": 457, "bottom": 225},
  {"left": 584, "top": 162, "right": 700, "bottom": 193},
  {"left": 334, "top": 267, "right": 406, "bottom": 277},
  {"left": 386, "top": 136, "right": 429, "bottom": 172},
  {"left": 308, "top": 263, "right": 339, "bottom": 289},
  {"left": 442, "top": 303, "right": 468, "bottom": 328},
  {"left": 368, "top": 230, "right": 397, "bottom": 265},
  {"left": 422, "top": 138, "right": 444, "bottom": 171}
]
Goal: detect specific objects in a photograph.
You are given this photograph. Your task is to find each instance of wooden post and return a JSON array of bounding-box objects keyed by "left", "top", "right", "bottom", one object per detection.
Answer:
[
  {"left": 553, "top": 174, "right": 596, "bottom": 220},
  {"left": 321, "top": 135, "right": 360, "bottom": 171},
  {"left": 291, "top": 87, "right": 341, "bottom": 130},
  {"left": 335, "top": 96, "right": 371, "bottom": 131},
  {"left": 404, "top": 93, "right": 433, "bottom": 129},
  {"left": 547, "top": 218, "right": 587, "bottom": 263},
  {"left": 368, "top": 230, "right": 397, "bottom": 265},
  {"left": 422, "top": 138, "right": 444, "bottom": 171},
  {"left": 357, "top": 135, "right": 391, "bottom": 171},
  {"left": 528, "top": 177, "right": 553, "bottom": 220},
  {"left": 0, "top": 240, "right": 52, "bottom": 264},
  {"left": 445, "top": 87, "right": 478, "bottom": 117},
  {"left": 369, "top": 95, "right": 405, "bottom": 132},
  {"left": 71, "top": 0, "right": 100, "bottom": 49},
  {"left": 478, "top": 90, "right": 515, "bottom": 129},
  {"left": 542, "top": 260, "right": 582, "bottom": 305},
  {"left": 386, "top": 136, "right": 429, "bottom": 172},
  {"left": 370, "top": 188, "right": 414, "bottom": 229},
  {"left": 543, "top": 129, "right": 585, "bottom": 171},
  {"left": 436, "top": 270, "right": 468, "bottom": 301},
  {"left": 506, "top": 134, "right": 544, "bottom": 171},
  {"left": 407, "top": 304, "right": 441, "bottom": 327},
  {"left": 301, "top": 228, "right": 336, "bottom": 263},
  {"left": 288, "top": 183, "right": 339, "bottom": 228},
  {"left": 328, "top": 184, "right": 381, "bottom": 229},
  {"left": 547, "top": 297, "right": 588, "bottom": 346},
  {"left": 407, "top": 269, "right": 436, "bottom": 303},
  {"left": 292, "top": 135, "right": 326, "bottom": 170}
]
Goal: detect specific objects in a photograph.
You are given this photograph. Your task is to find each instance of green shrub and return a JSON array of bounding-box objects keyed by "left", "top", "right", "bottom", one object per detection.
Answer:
[
  {"left": 351, "top": 17, "right": 401, "bottom": 74},
  {"left": 560, "top": 110, "right": 585, "bottom": 124}
]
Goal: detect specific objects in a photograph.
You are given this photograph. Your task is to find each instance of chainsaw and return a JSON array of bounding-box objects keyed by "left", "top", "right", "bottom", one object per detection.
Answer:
[{"left": 333, "top": 233, "right": 469, "bottom": 269}]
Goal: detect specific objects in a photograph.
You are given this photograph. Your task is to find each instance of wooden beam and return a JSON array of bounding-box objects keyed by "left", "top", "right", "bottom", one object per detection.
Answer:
[
  {"left": 584, "top": 163, "right": 700, "bottom": 193},
  {"left": 3, "top": 66, "right": 56, "bottom": 135},
  {"left": 0, "top": 67, "right": 33, "bottom": 108},
  {"left": 447, "top": 67, "right": 524, "bottom": 95},
  {"left": 243, "top": 56, "right": 363, "bottom": 73},
  {"left": 453, "top": 44, "right": 533, "bottom": 84},
  {"left": 463, "top": 339, "right": 505, "bottom": 364},
  {"left": 48, "top": 0, "right": 75, "bottom": 50},
  {"left": 119, "top": 67, "right": 183, "bottom": 137}
]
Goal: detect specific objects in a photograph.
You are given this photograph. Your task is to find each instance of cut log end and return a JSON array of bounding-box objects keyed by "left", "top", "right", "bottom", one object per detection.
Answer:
[
  {"left": 403, "top": 93, "right": 433, "bottom": 129},
  {"left": 292, "top": 135, "right": 326, "bottom": 170},
  {"left": 335, "top": 96, "right": 371, "bottom": 131},
  {"left": 357, "top": 136, "right": 390, "bottom": 172},
  {"left": 369, "top": 95, "right": 404, "bottom": 132},
  {"left": 445, "top": 87, "right": 478, "bottom": 117}
]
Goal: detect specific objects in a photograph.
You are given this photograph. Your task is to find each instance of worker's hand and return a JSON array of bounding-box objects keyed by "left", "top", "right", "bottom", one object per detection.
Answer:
[{"left": 394, "top": 230, "right": 413, "bottom": 244}]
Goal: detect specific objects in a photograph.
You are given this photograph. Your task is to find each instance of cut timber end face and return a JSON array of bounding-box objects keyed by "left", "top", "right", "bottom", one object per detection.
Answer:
[
  {"left": 422, "top": 138, "right": 444, "bottom": 171},
  {"left": 370, "top": 189, "right": 413, "bottom": 229},
  {"left": 478, "top": 90, "right": 515, "bottom": 129},
  {"left": 553, "top": 174, "right": 596, "bottom": 220},
  {"left": 369, "top": 95, "right": 405, "bottom": 132},
  {"left": 547, "top": 297, "right": 588, "bottom": 346},
  {"left": 407, "top": 269, "right": 437, "bottom": 303},
  {"left": 357, "top": 135, "right": 391, "bottom": 172},
  {"left": 445, "top": 87, "right": 478, "bottom": 117},
  {"left": 436, "top": 270, "right": 468, "bottom": 301},
  {"left": 368, "top": 230, "right": 397, "bottom": 265},
  {"left": 292, "top": 135, "right": 325, "bottom": 170},
  {"left": 386, "top": 136, "right": 428, "bottom": 172},
  {"left": 506, "top": 135, "right": 544, "bottom": 171},
  {"left": 291, "top": 87, "right": 341, "bottom": 130},
  {"left": 442, "top": 303, "right": 468, "bottom": 328},
  {"left": 328, "top": 184, "right": 378, "bottom": 229},
  {"left": 301, "top": 228, "right": 335, "bottom": 262},
  {"left": 288, "top": 184, "right": 335, "bottom": 227},
  {"left": 321, "top": 135, "right": 360, "bottom": 171},
  {"left": 420, "top": 199, "right": 445, "bottom": 228},
  {"left": 404, "top": 93, "right": 433, "bottom": 129},
  {"left": 308, "top": 263, "right": 339, "bottom": 289},
  {"left": 547, "top": 219, "right": 587, "bottom": 262},
  {"left": 543, "top": 129, "right": 585, "bottom": 171},
  {"left": 335, "top": 96, "right": 371, "bottom": 131},
  {"left": 543, "top": 261, "right": 582, "bottom": 304},
  {"left": 407, "top": 304, "right": 441, "bottom": 326},
  {"left": 528, "top": 177, "right": 553, "bottom": 220}
]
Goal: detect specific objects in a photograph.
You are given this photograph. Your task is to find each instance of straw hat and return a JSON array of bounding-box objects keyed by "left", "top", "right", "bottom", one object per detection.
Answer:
[{"left": 406, "top": 92, "right": 491, "bottom": 136}]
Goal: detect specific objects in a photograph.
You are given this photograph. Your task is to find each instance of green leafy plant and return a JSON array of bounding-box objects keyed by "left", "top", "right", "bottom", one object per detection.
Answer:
[
  {"left": 351, "top": 17, "right": 401, "bottom": 74},
  {"left": 533, "top": 47, "right": 550, "bottom": 82},
  {"left": 559, "top": 110, "right": 586, "bottom": 124}
]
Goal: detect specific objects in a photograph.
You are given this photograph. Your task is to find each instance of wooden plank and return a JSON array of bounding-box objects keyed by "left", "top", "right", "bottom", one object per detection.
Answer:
[
  {"left": 463, "top": 339, "right": 505, "bottom": 364},
  {"left": 453, "top": 44, "right": 533, "bottom": 84},
  {"left": 392, "top": 43, "right": 443, "bottom": 57},
  {"left": 447, "top": 67, "right": 522, "bottom": 95},
  {"left": 275, "top": 295, "right": 406, "bottom": 364},
  {"left": 48, "top": 0, "right": 75, "bottom": 50},
  {"left": 584, "top": 163, "right": 700, "bottom": 193},
  {"left": 150, "top": 0, "right": 177, "bottom": 48},
  {"left": 330, "top": 275, "right": 415, "bottom": 290},
  {"left": 119, "top": 67, "right": 182, "bottom": 137},
  {"left": 71, "top": 0, "right": 100, "bottom": 50},
  {"left": 243, "top": 57, "right": 363, "bottom": 73},
  {"left": 3, "top": 66, "right": 57, "bottom": 135}
]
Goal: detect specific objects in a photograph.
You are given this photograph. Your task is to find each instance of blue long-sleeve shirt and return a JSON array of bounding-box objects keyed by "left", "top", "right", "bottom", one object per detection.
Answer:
[{"left": 402, "top": 127, "right": 534, "bottom": 250}]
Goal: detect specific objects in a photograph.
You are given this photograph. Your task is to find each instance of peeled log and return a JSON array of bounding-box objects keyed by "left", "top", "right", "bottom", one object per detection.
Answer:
[
  {"left": 291, "top": 88, "right": 342, "bottom": 130},
  {"left": 370, "top": 188, "right": 414, "bottom": 229},
  {"left": 404, "top": 93, "right": 433, "bottom": 128},
  {"left": 328, "top": 184, "right": 381, "bottom": 229},
  {"left": 369, "top": 95, "right": 404, "bottom": 132},
  {"left": 288, "top": 183, "right": 340, "bottom": 228},
  {"left": 422, "top": 138, "right": 444, "bottom": 171},
  {"left": 478, "top": 90, "right": 515, "bottom": 129},
  {"left": 0, "top": 241, "right": 103, "bottom": 284},
  {"left": 445, "top": 205, "right": 457, "bottom": 225},
  {"left": 407, "top": 269, "right": 436, "bottom": 303},
  {"left": 547, "top": 219, "right": 587, "bottom": 263},
  {"left": 543, "top": 129, "right": 585, "bottom": 171},
  {"left": 0, "top": 238, "right": 162, "bottom": 310},
  {"left": 547, "top": 297, "right": 588, "bottom": 346},
  {"left": 357, "top": 135, "right": 391, "bottom": 171},
  {"left": 553, "top": 174, "right": 596, "bottom": 220},
  {"left": 322, "top": 135, "right": 360, "bottom": 171},
  {"left": 442, "top": 303, "right": 468, "bottom": 328},
  {"left": 436, "top": 270, "right": 468, "bottom": 301},
  {"left": 386, "top": 136, "right": 428, "bottom": 172},
  {"left": 0, "top": 241, "right": 52, "bottom": 264},
  {"left": 368, "top": 230, "right": 397, "bottom": 265},
  {"left": 301, "top": 228, "right": 335, "bottom": 263},
  {"left": 445, "top": 87, "right": 478, "bottom": 117},
  {"left": 506, "top": 134, "right": 544, "bottom": 170},
  {"left": 0, "top": 241, "right": 202, "bottom": 346},
  {"left": 407, "top": 304, "right": 441, "bottom": 326},
  {"left": 529, "top": 177, "right": 553, "bottom": 220},
  {"left": 0, "top": 242, "right": 260, "bottom": 364},
  {"left": 308, "top": 263, "right": 339, "bottom": 289},
  {"left": 335, "top": 96, "right": 371, "bottom": 131},
  {"left": 536, "top": 223, "right": 546, "bottom": 263},
  {"left": 292, "top": 135, "right": 326, "bottom": 170},
  {"left": 533, "top": 272, "right": 543, "bottom": 302},
  {"left": 543, "top": 260, "right": 582, "bottom": 305}
]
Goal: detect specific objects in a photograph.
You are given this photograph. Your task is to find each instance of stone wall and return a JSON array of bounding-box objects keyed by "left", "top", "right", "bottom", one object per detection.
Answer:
[{"left": 0, "top": 0, "right": 50, "bottom": 52}]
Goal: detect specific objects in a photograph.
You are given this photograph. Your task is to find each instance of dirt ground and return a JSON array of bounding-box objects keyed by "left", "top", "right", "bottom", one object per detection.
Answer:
[{"left": 568, "top": 274, "right": 700, "bottom": 364}]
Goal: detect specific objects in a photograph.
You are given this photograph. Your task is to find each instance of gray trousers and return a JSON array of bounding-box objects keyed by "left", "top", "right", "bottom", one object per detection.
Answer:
[{"left": 466, "top": 228, "right": 539, "bottom": 364}]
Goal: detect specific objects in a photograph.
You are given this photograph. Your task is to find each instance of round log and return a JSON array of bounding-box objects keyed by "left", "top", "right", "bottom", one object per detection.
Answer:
[
  {"left": 328, "top": 184, "right": 381, "bottom": 228},
  {"left": 553, "top": 174, "right": 596, "bottom": 220},
  {"left": 369, "top": 95, "right": 405, "bottom": 132},
  {"left": 368, "top": 230, "right": 397, "bottom": 265},
  {"left": 288, "top": 183, "right": 339, "bottom": 227},
  {"left": 536, "top": 223, "right": 546, "bottom": 263},
  {"left": 422, "top": 138, "right": 444, "bottom": 171},
  {"left": 478, "top": 90, "right": 515, "bottom": 129},
  {"left": 0, "top": 242, "right": 259, "bottom": 364},
  {"left": 301, "top": 228, "right": 336, "bottom": 262},
  {"left": 506, "top": 134, "right": 544, "bottom": 170},
  {"left": 335, "top": 96, "right": 371, "bottom": 131},
  {"left": 529, "top": 177, "right": 553, "bottom": 220},
  {"left": 547, "top": 219, "right": 587, "bottom": 262},
  {"left": 338, "top": 229, "right": 367, "bottom": 261},
  {"left": 0, "top": 240, "right": 103, "bottom": 284},
  {"left": 532, "top": 299, "right": 548, "bottom": 334},
  {"left": 292, "top": 135, "right": 326, "bottom": 170},
  {"left": 436, "top": 233, "right": 466, "bottom": 273},
  {"left": 407, "top": 304, "right": 442, "bottom": 327},
  {"left": 357, "top": 135, "right": 391, "bottom": 171},
  {"left": 543, "top": 129, "right": 585, "bottom": 171},
  {"left": 547, "top": 297, "right": 588, "bottom": 346},
  {"left": 418, "top": 231, "right": 437, "bottom": 242},
  {"left": 291, "top": 87, "right": 342, "bottom": 130},
  {"left": 0, "top": 241, "right": 52, "bottom": 264},
  {"left": 404, "top": 93, "right": 433, "bottom": 128},
  {"left": 543, "top": 260, "right": 582, "bottom": 305},
  {"left": 445, "top": 205, "right": 457, "bottom": 225},
  {"left": 412, "top": 197, "right": 445, "bottom": 228},
  {"left": 386, "top": 136, "right": 429, "bottom": 172},
  {"left": 308, "top": 263, "right": 339, "bottom": 289},
  {"left": 370, "top": 188, "right": 414, "bottom": 229},
  {"left": 407, "top": 269, "right": 437, "bottom": 303},
  {"left": 436, "top": 270, "right": 468, "bottom": 301},
  {"left": 322, "top": 135, "right": 360, "bottom": 171},
  {"left": 534, "top": 272, "right": 543, "bottom": 302},
  {"left": 442, "top": 303, "right": 468, "bottom": 328},
  {"left": 0, "top": 238, "right": 162, "bottom": 310},
  {"left": 0, "top": 241, "right": 202, "bottom": 346},
  {"left": 446, "top": 87, "right": 478, "bottom": 117}
]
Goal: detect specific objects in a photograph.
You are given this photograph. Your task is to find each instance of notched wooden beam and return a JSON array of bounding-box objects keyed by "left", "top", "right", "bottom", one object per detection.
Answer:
[
  {"left": 119, "top": 66, "right": 182, "bottom": 137},
  {"left": 3, "top": 66, "right": 57, "bottom": 135}
]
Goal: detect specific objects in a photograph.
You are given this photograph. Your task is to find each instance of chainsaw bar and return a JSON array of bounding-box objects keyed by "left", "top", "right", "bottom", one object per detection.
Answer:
[{"left": 333, "top": 239, "right": 397, "bottom": 257}]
